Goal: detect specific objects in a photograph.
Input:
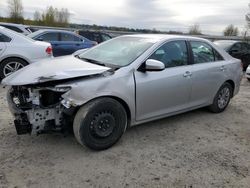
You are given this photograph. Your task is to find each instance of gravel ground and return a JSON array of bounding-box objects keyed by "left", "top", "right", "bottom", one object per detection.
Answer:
[{"left": 0, "top": 79, "right": 250, "bottom": 188}]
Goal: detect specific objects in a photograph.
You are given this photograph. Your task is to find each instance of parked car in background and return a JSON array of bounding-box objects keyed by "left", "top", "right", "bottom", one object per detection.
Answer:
[
  {"left": 2, "top": 35, "right": 242, "bottom": 150},
  {"left": 246, "top": 65, "right": 250, "bottom": 81},
  {"left": 77, "top": 30, "right": 112, "bottom": 44},
  {"left": 28, "top": 30, "right": 96, "bottom": 57},
  {"left": 214, "top": 40, "right": 250, "bottom": 71},
  {"left": 0, "top": 26, "right": 52, "bottom": 79},
  {"left": 0, "top": 22, "right": 32, "bottom": 35},
  {"left": 72, "top": 48, "right": 89, "bottom": 56}
]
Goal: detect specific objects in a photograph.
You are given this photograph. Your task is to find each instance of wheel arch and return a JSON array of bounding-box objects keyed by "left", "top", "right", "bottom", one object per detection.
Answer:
[
  {"left": 0, "top": 56, "right": 30, "bottom": 65},
  {"left": 77, "top": 95, "right": 132, "bottom": 128},
  {"left": 225, "top": 80, "right": 235, "bottom": 97}
]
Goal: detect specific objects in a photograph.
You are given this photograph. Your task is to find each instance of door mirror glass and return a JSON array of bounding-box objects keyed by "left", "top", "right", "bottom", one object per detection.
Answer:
[{"left": 145, "top": 59, "right": 165, "bottom": 71}]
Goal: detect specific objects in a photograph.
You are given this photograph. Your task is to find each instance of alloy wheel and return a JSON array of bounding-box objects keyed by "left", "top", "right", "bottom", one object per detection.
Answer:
[{"left": 3, "top": 62, "right": 24, "bottom": 77}]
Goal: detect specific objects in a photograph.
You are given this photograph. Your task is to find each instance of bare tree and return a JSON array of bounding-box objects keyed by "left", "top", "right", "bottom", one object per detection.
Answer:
[
  {"left": 188, "top": 24, "right": 202, "bottom": 35},
  {"left": 223, "top": 24, "right": 239, "bottom": 36},
  {"left": 40, "top": 6, "right": 70, "bottom": 27},
  {"left": 246, "top": 3, "right": 250, "bottom": 28},
  {"left": 8, "top": 0, "right": 24, "bottom": 23},
  {"left": 33, "top": 11, "right": 41, "bottom": 21}
]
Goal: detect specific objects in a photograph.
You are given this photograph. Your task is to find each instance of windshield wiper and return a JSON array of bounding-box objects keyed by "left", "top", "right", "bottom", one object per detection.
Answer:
[{"left": 80, "top": 58, "right": 106, "bottom": 67}]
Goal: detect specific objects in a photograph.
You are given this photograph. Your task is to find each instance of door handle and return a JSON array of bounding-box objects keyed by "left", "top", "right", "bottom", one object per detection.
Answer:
[
  {"left": 220, "top": 66, "right": 226, "bottom": 71},
  {"left": 183, "top": 71, "right": 192, "bottom": 77}
]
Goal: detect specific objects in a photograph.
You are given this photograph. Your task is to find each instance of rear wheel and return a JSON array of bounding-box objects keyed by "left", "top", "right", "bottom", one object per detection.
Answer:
[
  {"left": 209, "top": 82, "right": 233, "bottom": 113},
  {"left": 247, "top": 78, "right": 250, "bottom": 81},
  {"left": 0, "top": 58, "right": 28, "bottom": 79},
  {"left": 73, "top": 98, "right": 127, "bottom": 150}
]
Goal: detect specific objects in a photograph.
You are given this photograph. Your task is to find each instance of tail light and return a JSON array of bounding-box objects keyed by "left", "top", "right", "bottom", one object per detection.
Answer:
[{"left": 46, "top": 46, "right": 53, "bottom": 55}]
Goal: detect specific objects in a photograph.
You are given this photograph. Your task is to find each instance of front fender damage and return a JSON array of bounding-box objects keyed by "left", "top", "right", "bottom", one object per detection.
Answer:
[{"left": 5, "top": 70, "right": 115, "bottom": 135}]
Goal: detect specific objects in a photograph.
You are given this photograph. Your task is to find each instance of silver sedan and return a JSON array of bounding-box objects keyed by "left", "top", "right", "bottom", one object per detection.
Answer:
[{"left": 2, "top": 34, "right": 243, "bottom": 150}]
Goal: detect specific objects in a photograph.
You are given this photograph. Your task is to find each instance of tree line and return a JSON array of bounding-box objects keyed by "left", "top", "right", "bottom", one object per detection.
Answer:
[
  {"left": 1, "top": 0, "right": 250, "bottom": 37},
  {"left": 1, "top": 0, "right": 70, "bottom": 27}
]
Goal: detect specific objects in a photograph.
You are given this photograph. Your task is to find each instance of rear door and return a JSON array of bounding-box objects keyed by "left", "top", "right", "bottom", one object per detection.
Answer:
[{"left": 188, "top": 40, "right": 226, "bottom": 107}]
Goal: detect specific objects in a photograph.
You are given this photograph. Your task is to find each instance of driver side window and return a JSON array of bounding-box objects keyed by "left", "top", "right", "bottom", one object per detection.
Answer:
[{"left": 149, "top": 40, "right": 188, "bottom": 68}]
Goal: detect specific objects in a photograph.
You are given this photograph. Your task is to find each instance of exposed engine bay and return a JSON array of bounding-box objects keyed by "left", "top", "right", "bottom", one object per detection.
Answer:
[{"left": 7, "top": 86, "right": 74, "bottom": 135}]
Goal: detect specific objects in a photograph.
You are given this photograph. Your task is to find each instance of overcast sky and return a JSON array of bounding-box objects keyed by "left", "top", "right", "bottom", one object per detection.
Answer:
[{"left": 0, "top": 0, "right": 249, "bottom": 35}]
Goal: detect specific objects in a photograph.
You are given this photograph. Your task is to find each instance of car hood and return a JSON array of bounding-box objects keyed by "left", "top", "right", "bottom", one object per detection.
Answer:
[{"left": 1, "top": 56, "right": 111, "bottom": 86}]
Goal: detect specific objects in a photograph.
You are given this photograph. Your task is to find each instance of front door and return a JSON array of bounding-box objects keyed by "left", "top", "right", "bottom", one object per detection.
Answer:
[{"left": 135, "top": 40, "right": 192, "bottom": 121}]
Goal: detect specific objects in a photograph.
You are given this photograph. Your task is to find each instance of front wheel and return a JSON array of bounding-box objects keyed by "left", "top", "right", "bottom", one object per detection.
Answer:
[
  {"left": 73, "top": 98, "right": 127, "bottom": 150},
  {"left": 209, "top": 82, "right": 233, "bottom": 113}
]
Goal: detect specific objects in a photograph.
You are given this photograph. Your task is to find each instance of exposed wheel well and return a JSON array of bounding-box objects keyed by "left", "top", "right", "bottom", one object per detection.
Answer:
[{"left": 225, "top": 80, "right": 235, "bottom": 97}]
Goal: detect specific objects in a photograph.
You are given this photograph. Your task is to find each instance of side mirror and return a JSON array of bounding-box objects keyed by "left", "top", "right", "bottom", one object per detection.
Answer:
[{"left": 144, "top": 59, "right": 165, "bottom": 71}]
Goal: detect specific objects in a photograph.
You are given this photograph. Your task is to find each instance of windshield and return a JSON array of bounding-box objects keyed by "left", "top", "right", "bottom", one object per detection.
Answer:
[
  {"left": 214, "top": 41, "right": 236, "bottom": 51},
  {"left": 27, "top": 30, "right": 45, "bottom": 38},
  {"left": 78, "top": 36, "right": 156, "bottom": 67}
]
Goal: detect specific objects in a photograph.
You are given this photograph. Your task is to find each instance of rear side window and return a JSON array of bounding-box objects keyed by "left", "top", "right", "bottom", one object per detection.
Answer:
[
  {"left": 230, "top": 43, "right": 241, "bottom": 51},
  {"left": 1, "top": 25, "right": 23, "bottom": 33},
  {"left": 40, "top": 32, "right": 59, "bottom": 41},
  {"left": 0, "top": 33, "right": 11, "bottom": 42},
  {"left": 241, "top": 43, "right": 250, "bottom": 51},
  {"left": 61, "top": 33, "right": 75, "bottom": 41},
  {"left": 149, "top": 40, "right": 188, "bottom": 68},
  {"left": 190, "top": 41, "right": 223, "bottom": 64},
  {"left": 73, "top": 35, "right": 82, "bottom": 42}
]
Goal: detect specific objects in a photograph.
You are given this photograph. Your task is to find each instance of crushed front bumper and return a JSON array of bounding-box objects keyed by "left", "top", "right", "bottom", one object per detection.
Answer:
[
  {"left": 7, "top": 89, "right": 32, "bottom": 134},
  {"left": 6, "top": 87, "right": 67, "bottom": 135}
]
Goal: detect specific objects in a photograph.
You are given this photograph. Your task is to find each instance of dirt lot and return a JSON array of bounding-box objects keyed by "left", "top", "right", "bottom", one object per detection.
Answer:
[{"left": 0, "top": 79, "right": 250, "bottom": 188}]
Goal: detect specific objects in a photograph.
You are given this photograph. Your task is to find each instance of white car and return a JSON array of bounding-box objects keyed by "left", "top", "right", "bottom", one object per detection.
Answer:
[
  {"left": 0, "top": 26, "right": 53, "bottom": 79},
  {"left": 246, "top": 65, "right": 250, "bottom": 81},
  {"left": 0, "top": 22, "right": 32, "bottom": 35}
]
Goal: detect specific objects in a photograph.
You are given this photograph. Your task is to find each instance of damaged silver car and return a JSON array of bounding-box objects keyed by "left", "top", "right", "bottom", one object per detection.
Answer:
[{"left": 2, "top": 35, "right": 242, "bottom": 150}]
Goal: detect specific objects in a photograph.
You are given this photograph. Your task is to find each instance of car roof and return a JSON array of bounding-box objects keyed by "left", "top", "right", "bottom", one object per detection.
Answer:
[
  {"left": 122, "top": 34, "right": 210, "bottom": 42},
  {"left": 214, "top": 40, "right": 239, "bottom": 44},
  {"left": 0, "top": 22, "right": 28, "bottom": 27},
  {"left": 37, "top": 29, "right": 76, "bottom": 33}
]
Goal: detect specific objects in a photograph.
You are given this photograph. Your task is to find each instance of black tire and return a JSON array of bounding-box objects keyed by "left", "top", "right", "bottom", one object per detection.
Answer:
[
  {"left": 209, "top": 82, "right": 233, "bottom": 113},
  {"left": 247, "top": 78, "right": 250, "bottom": 81},
  {"left": 73, "top": 98, "right": 127, "bottom": 150},
  {"left": 0, "top": 58, "right": 28, "bottom": 80}
]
